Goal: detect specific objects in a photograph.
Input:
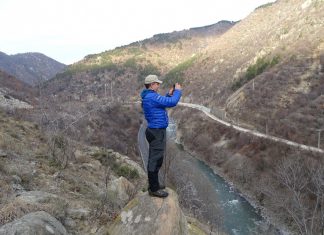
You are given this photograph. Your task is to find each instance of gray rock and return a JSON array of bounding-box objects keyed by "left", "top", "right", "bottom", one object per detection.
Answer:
[
  {"left": 12, "top": 175, "right": 22, "bottom": 184},
  {"left": 12, "top": 184, "right": 24, "bottom": 192},
  {"left": 0, "top": 211, "right": 68, "bottom": 235},
  {"left": 107, "top": 188, "right": 188, "bottom": 235},
  {"left": 53, "top": 171, "right": 64, "bottom": 181},
  {"left": 0, "top": 149, "right": 7, "bottom": 157},
  {"left": 16, "top": 191, "right": 59, "bottom": 204},
  {"left": 63, "top": 218, "right": 76, "bottom": 228},
  {"left": 0, "top": 92, "right": 33, "bottom": 110}
]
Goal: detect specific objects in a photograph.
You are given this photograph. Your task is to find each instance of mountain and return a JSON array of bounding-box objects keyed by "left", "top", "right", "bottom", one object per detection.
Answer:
[
  {"left": 0, "top": 52, "right": 66, "bottom": 86},
  {"left": 44, "top": 20, "right": 235, "bottom": 100}
]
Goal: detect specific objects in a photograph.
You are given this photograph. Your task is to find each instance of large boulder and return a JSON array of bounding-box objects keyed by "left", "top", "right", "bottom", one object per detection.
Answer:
[
  {"left": 107, "top": 188, "right": 188, "bottom": 235},
  {"left": 0, "top": 211, "right": 68, "bottom": 235}
]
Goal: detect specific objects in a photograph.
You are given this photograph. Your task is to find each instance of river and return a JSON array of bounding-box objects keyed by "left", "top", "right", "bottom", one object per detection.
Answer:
[{"left": 176, "top": 150, "right": 264, "bottom": 235}]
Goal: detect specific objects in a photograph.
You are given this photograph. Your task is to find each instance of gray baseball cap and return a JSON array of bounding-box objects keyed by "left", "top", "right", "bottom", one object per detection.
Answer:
[{"left": 144, "top": 74, "right": 163, "bottom": 84}]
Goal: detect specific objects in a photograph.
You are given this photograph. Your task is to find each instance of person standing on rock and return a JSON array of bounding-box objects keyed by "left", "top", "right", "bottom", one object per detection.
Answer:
[{"left": 141, "top": 75, "right": 182, "bottom": 198}]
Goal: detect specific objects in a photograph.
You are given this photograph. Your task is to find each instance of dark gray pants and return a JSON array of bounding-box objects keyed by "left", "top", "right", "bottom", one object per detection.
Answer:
[{"left": 145, "top": 128, "right": 166, "bottom": 192}]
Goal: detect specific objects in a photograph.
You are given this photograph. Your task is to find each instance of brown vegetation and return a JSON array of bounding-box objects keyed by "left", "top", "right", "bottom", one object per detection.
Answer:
[{"left": 0, "top": 70, "right": 36, "bottom": 105}]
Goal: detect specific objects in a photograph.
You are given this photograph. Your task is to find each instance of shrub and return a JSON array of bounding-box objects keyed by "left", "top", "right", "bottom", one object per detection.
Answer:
[
  {"left": 256, "top": 2, "right": 275, "bottom": 10},
  {"left": 48, "top": 134, "right": 74, "bottom": 169},
  {"left": 163, "top": 56, "right": 197, "bottom": 87},
  {"left": 124, "top": 57, "right": 138, "bottom": 69},
  {"left": 138, "top": 63, "right": 161, "bottom": 82},
  {"left": 115, "top": 165, "right": 139, "bottom": 180},
  {"left": 231, "top": 56, "right": 280, "bottom": 91},
  {"left": 92, "top": 149, "right": 115, "bottom": 166},
  {"left": 92, "top": 149, "right": 139, "bottom": 180},
  {"left": 127, "top": 47, "right": 144, "bottom": 56}
]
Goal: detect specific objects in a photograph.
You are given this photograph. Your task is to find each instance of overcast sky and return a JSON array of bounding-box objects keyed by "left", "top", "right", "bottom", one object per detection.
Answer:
[{"left": 0, "top": 0, "right": 274, "bottom": 64}]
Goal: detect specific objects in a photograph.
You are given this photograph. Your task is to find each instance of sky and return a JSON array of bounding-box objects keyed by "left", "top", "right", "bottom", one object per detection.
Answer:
[{"left": 0, "top": 0, "right": 274, "bottom": 64}]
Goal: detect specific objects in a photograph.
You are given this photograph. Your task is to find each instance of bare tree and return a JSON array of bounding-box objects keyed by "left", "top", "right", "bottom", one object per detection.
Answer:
[{"left": 265, "top": 154, "right": 324, "bottom": 235}]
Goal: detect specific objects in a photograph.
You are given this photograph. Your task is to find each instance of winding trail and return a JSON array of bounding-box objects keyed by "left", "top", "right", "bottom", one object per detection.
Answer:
[{"left": 178, "top": 102, "right": 324, "bottom": 154}]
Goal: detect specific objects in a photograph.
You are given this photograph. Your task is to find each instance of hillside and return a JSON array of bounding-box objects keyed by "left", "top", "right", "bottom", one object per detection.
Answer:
[
  {"left": 178, "top": 0, "right": 324, "bottom": 147},
  {"left": 0, "top": 69, "right": 36, "bottom": 108},
  {"left": 0, "top": 109, "right": 148, "bottom": 234},
  {"left": 0, "top": 52, "right": 66, "bottom": 86}
]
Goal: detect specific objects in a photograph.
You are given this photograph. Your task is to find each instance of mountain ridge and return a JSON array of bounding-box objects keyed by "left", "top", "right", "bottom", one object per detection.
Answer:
[{"left": 0, "top": 51, "right": 66, "bottom": 86}]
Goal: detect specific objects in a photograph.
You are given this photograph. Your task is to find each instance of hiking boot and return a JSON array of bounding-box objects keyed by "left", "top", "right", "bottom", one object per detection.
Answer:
[
  {"left": 148, "top": 189, "right": 169, "bottom": 198},
  {"left": 147, "top": 184, "right": 166, "bottom": 191}
]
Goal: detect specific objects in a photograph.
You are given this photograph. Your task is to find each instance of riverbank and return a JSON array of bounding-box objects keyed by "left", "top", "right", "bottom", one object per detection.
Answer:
[
  {"left": 167, "top": 140, "right": 278, "bottom": 235},
  {"left": 176, "top": 141, "right": 292, "bottom": 235}
]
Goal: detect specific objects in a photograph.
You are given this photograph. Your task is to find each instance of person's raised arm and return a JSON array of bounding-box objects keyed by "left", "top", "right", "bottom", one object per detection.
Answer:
[
  {"left": 155, "top": 83, "right": 182, "bottom": 107},
  {"left": 166, "top": 83, "right": 182, "bottom": 96}
]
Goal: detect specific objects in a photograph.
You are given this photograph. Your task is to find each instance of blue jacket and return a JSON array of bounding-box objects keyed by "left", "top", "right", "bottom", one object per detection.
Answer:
[{"left": 141, "top": 89, "right": 182, "bottom": 128}]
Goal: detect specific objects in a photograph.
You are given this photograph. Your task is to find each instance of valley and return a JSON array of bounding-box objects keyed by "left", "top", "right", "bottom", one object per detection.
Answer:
[{"left": 0, "top": 0, "right": 323, "bottom": 234}]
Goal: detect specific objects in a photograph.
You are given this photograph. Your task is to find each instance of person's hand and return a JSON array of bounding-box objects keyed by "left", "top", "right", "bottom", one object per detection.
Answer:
[
  {"left": 175, "top": 83, "right": 182, "bottom": 90},
  {"left": 169, "top": 85, "right": 175, "bottom": 96}
]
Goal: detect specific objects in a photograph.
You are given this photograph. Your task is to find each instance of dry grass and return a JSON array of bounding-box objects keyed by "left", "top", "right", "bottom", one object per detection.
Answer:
[
  {"left": 0, "top": 201, "right": 43, "bottom": 225},
  {"left": 0, "top": 197, "right": 67, "bottom": 225},
  {"left": 0, "top": 111, "right": 46, "bottom": 158}
]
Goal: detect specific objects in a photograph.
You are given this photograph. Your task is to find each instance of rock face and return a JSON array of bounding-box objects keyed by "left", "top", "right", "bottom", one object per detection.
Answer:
[
  {"left": 0, "top": 90, "right": 33, "bottom": 109},
  {"left": 107, "top": 188, "right": 188, "bottom": 235},
  {"left": 0, "top": 211, "right": 68, "bottom": 235}
]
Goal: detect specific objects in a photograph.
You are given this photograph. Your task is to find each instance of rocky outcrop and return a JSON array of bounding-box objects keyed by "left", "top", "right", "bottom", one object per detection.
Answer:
[
  {"left": 0, "top": 89, "right": 33, "bottom": 110},
  {"left": 106, "top": 188, "right": 188, "bottom": 235},
  {"left": 0, "top": 211, "right": 68, "bottom": 235}
]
